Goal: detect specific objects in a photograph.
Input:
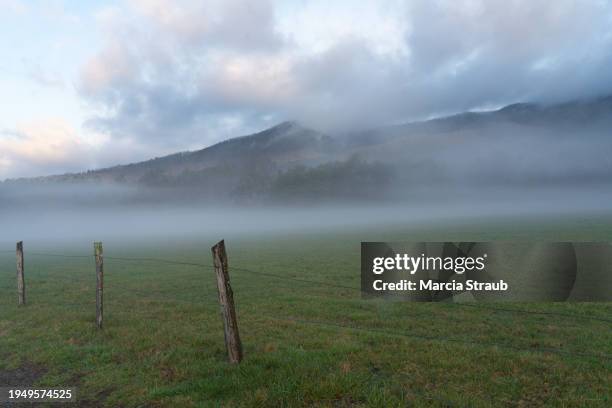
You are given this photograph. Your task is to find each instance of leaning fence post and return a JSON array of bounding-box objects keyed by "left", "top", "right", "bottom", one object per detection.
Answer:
[
  {"left": 94, "top": 242, "right": 104, "bottom": 329},
  {"left": 16, "top": 241, "right": 25, "bottom": 306},
  {"left": 211, "top": 240, "right": 243, "bottom": 364}
]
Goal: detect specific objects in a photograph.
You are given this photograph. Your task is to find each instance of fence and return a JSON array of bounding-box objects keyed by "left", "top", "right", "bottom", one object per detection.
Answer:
[{"left": 0, "top": 241, "right": 611, "bottom": 369}]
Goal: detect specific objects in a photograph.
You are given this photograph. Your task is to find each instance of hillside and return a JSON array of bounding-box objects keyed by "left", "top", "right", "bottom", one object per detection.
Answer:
[
  {"left": 31, "top": 121, "right": 337, "bottom": 184},
  {"left": 3, "top": 95, "right": 612, "bottom": 204}
]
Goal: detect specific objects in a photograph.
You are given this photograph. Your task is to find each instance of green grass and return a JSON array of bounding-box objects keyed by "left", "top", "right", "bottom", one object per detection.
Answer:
[{"left": 0, "top": 215, "right": 611, "bottom": 407}]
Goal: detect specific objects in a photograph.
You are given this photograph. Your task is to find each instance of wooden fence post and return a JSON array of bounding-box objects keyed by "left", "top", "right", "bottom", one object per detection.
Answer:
[
  {"left": 211, "top": 240, "right": 243, "bottom": 364},
  {"left": 16, "top": 241, "right": 25, "bottom": 306},
  {"left": 94, "top": 242, "right": 104, "bottom": 329}
]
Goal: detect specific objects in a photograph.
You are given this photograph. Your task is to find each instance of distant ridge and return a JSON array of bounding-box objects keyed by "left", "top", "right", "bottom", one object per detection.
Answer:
[{"left": 4, "top": 93, "right": 612, "bottom": 197}]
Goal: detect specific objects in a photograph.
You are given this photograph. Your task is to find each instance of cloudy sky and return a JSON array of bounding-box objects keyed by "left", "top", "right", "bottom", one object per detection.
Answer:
[{"left": 1, "top": 0, "right": 612, "bottom": 179}]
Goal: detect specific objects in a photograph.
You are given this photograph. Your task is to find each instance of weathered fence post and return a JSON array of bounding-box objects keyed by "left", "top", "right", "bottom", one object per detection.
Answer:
[
  {"left": 16, "top": 241, "right": 25, "bottom": 306},
  {"left": 94, "top": 242, "right": 104, "bottom": 329},
  {"left": 211, "top": 240, "right": 243, "bottom": 364}
]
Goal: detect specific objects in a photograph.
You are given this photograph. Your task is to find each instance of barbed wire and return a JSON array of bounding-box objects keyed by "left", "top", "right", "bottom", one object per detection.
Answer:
[
  {"left": 27, "top": 252, "right": 94, "bottom": 259},
  {"left": 449, "top": 302, "right": 612, "bottom": 324},
  {"left": 231, "top": 265, "right": 612, "bottom": 324},
  {"left": 6, "top": 288, "right": 604, "bottom": 364},
  {"left": 259, "top": 315, "right": 612, "bottom": 362},
  {"left": 232, "top": 265, "right": 362, "bottom": 292},
  {"left": 2, "top": 277, "right": 609, "bottom": 365},
  {"left": 107, "top": 291, "right": 219, "bottom": 308},
  {"left": 8, "top": 251, "right": 211, "bottom": 269},
  {"left": 228, "top": 273, "right": 612, "bottom": 324},
  {"left": 104, "top": 256, "right": 210, "bottom": 268},
  {"left": 2, "top": 250, "right": 611, "bottom": 326}
]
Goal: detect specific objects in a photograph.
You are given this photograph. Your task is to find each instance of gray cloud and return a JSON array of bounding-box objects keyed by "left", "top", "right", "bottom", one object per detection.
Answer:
[{"left": 79, "top": 0, "right": 612, "bottom": 149}]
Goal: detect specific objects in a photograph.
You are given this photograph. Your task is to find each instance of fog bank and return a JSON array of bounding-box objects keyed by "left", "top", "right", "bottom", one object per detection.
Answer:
[{"left": 1, "top": 184, "right": 610, "bottom": 248}]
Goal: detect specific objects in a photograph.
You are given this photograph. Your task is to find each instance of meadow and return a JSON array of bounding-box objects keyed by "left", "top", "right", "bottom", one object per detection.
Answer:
[{"left": 0, "top": 214, "right": 611, "bottom": 407}]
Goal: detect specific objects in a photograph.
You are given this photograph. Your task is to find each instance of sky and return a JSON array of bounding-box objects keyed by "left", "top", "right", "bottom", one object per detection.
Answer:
[{"left": 1, "top": 0, "right": 612, "bottom": 179}]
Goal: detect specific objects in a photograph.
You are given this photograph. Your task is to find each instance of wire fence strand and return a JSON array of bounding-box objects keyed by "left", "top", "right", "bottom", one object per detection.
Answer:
[
  {"left": 232, "top": 265, "right": 362, "bottom": 292},
  {"left": 260, "top": 315, "right": 612, "bottom": 361},
  {"left": 2, "top": 254, "right": 611, "bottom": 323},
  {"left": 28, "top": 252, "right": 93, "bottom": 259},
  {"left": 449, "top": 302, "right": 612, "bottom": 324},
  {"left": 104, "top": 256, "right": 210, "bottom": 268}
]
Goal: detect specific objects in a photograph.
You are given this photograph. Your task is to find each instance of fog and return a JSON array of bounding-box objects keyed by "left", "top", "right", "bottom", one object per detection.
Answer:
[
  {"left": 1, "top": 182, "right": 611, "bottom": 248},
  {"left": 2, "top": 98, "right": 612, "bottom": 246}
]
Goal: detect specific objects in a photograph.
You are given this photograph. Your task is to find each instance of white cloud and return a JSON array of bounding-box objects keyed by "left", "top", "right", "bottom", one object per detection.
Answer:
[
  {"left": 5, "top": 0, "right": 612, "bottom": 178},
  {"left": 77, "top": 0, "right": 612, "bottom": 147},
  {"left": 80, "top": 41, "right": 138, "bottom": 96},
  {"left": 0, "top": 118, "right": 130, "bottom": 178},
  {"left": 277, "top": 0, "right": 408, "bottom": 56},
  {"left": 0, "top": 119, "right": 88, "bottom": 177},
  {"left": 127, "top": 0, "right": 284, "bottom": 50},
  {"left": 0, "top": 116, "right": 177, "bottom": 179}
]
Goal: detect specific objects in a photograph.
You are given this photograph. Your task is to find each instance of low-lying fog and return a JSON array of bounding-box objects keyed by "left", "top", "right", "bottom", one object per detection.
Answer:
[
  {"left": 2, "top": 102, "right": 612, "bottom": 247},
  {"left": 1, "top": 183, "right": 611, "bottom": 248}
]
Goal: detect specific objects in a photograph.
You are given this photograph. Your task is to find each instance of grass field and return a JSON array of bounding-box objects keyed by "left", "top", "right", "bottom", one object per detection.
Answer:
[{"left": 0, "top": 214, "right": 611, "bottom": 407}]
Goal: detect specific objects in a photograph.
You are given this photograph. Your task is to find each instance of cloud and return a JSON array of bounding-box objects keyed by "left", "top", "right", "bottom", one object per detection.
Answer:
[
  {"left": 0, "top": 117, "right": 177, "bottom": 179},
  {"left": 0, "top": 118, "right": 147, "bottom": 178},
  {"left": 78, "top": 0, "right": 612, "bottom": 148},
  {"left": 402, "top": 0, "right": 612, "bottom": 110},
  {"left": 128, "top": 0, "right": 284, "bottom": 51},
  {"left": 0, "top": 119, "right": 92, "bottom": 178}
]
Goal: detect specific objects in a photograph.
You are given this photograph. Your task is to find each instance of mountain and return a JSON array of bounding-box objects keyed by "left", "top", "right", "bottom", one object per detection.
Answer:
[
  {"left": 26, "top": 121, "right": 336, "bottom": 184},
  {"left": 348, "top": 94, "right": 612, "bottom": 146},
  {"left": 4, "top": 121, "right": 364, "bottom": 204},
  {"left": 342, "top": 95, "right": 612, "bottom": 188},
  {"left": 3, "top": 94, "right": 612, "bottom": 204}
]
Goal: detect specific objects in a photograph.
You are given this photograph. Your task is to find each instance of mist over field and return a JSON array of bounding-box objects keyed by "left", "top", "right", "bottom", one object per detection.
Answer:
[
  {"left": 1, "top": 184, "right": 611, "bottom": 248},
  {"left": 3, "top": 3, "right": 612, "bottom": 406},
  {"left": 2, "top": 95, "right": 612, "bottom": 246},
  {"left": 1, "top": 1, "right": 611, "bottom": 246}
]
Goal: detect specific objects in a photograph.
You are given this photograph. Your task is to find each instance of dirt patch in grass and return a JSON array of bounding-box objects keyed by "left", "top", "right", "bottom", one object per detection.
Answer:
[
  {"left": 0, "top": 361, "right": 112, "bottom": 407},
  {"left": 0, "top": 361, "right": 46, "bottom": 387},
  {"left": 0, "top": 361, "right": 48, "bottom": 408},
  {"left": 75, "top": 387, "right": 115, "bottom": 408}
]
